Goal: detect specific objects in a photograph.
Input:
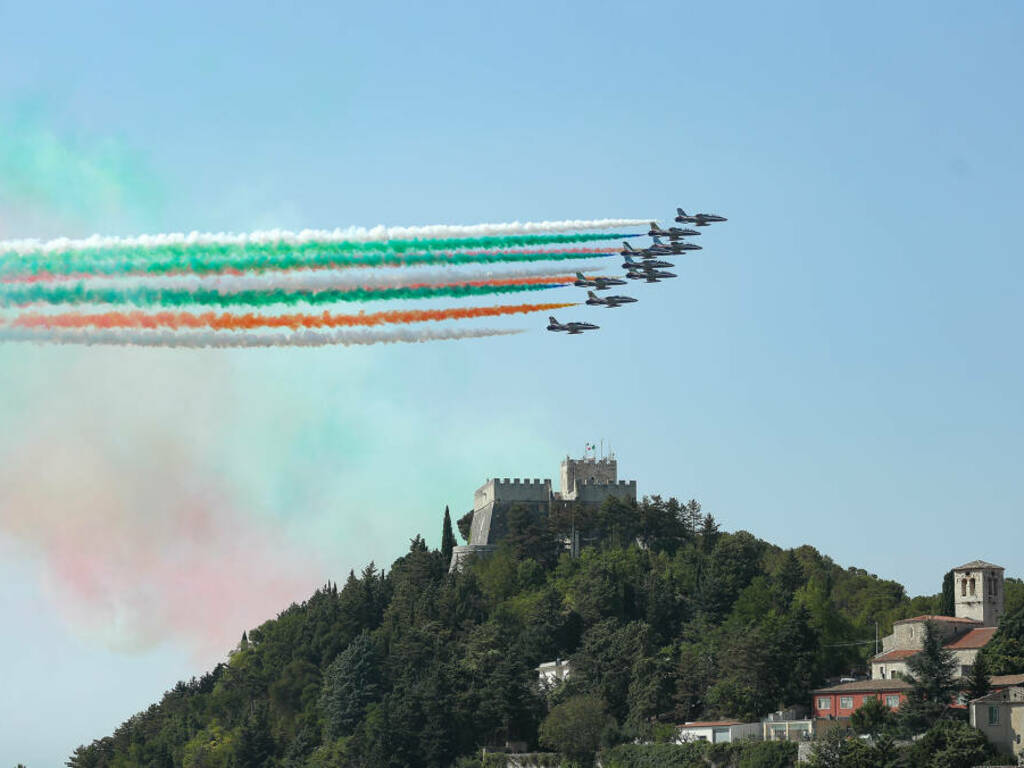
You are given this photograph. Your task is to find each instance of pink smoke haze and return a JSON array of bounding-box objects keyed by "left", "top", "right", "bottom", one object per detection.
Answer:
[{"left": 0, "top": 433, "right": 323, "bottom": 659}]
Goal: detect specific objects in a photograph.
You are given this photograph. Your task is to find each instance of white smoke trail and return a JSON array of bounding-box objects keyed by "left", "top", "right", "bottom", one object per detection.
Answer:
[
  {"left": 0, "top": 219, "right": 647, "bottom": 255},
  {"left": 0, "top": 326, "right": 522, "bottom": 348},
  {"left": 48, "top": 261, "right": 610, "bottom": 294}
]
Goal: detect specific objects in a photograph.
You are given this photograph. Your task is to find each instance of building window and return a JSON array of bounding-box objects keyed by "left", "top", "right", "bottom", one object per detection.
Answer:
[
  {"left": 970, "top": 578, "right": 976, "bottom": 596},
  {"left": 962, "top": 579, "right": 968, "bottom": 596},
  {"left": 839, "top": 696, "right": 854, "bottom": 710},
  {"left": 817, "top": 697, "right": 831, "bottom": 710},
  {"left": 885, "top": 695, "right": 900, "bottom": 708},
  {"left": 988, "top": 706, "right": 999, "bottom": 725}
]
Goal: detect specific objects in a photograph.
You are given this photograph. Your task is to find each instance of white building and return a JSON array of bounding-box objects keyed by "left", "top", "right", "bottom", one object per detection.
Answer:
[
  {"left": 536, "top": 659, "right": 572, "bottom": 688},
  {"left": 676, "top": 721, "right": 762, "bottom": 744}
]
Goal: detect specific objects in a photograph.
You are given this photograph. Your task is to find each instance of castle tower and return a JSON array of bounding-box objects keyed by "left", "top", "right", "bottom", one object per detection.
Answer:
[
  {"left": 954, "top": 560, "right": 1004, "bottom": 626},
  {"left": 559, "top": 455, "right": 618, "bottom": 500}
]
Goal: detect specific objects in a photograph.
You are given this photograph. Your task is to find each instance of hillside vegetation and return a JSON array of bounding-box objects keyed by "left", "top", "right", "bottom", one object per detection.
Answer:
[{"left": 66, "top": 497, "right": 1024, "bottom": 768}]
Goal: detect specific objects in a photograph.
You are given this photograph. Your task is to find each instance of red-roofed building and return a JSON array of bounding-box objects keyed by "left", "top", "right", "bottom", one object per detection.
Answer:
[
  {"left": 812, "top": 679, "right": 911, "bottom": 720},
  {"left": 871, "top": 561, "right": 1005, "bottom": 681}
]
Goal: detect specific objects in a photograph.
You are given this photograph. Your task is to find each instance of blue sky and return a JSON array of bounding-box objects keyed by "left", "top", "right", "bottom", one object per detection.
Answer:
[{"left": 1, "top": 1, "right": 1023, "bottom": 764}]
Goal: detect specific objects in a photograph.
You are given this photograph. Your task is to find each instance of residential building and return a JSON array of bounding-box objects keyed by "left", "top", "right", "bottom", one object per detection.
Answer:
[
  {"left": 536, "top": 659, "right": 572, "bottom": 687},
  {"left": 812, "top": 679, "right": 911, "bottom": 720},
  {"left": 676, "top": 721, "right": 762, "bottom": 744},
  {"left": 762, "top": 708, "right": 814, "bottom": 742},
  {"left": 970, "top": 686, "right": 1024, "bottom": 762}
]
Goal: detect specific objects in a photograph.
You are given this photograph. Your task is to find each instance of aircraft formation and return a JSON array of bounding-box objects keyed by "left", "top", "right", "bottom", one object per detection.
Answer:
[{"left": 547, "top": 207, "right": 726, "bottom": 334}]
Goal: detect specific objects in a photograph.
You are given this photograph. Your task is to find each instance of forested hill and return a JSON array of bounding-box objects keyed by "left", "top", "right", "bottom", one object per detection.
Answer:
[{"left": 67, "top": 497, "right": 1024, "bottom": 768}]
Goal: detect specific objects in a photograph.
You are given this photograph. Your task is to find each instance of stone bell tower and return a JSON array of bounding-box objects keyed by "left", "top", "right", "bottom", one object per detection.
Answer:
[{"left": 954, "top": 560, "right": 1004, "bottom": 627}]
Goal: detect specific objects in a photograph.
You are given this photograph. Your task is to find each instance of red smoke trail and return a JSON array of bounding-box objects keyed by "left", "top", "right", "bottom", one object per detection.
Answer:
[{"left": 11, "top": 301, "right": 578, "bottom": 331}]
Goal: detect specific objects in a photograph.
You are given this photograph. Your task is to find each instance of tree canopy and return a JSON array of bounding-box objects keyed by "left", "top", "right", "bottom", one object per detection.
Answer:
[{"left": 65, "top": 497, "right": 979, "bottom": 768}]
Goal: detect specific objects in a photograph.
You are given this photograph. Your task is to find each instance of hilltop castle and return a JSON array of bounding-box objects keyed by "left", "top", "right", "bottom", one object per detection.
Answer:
[{"left": 449, "top": 453, "right": 637, "bottom": 572}]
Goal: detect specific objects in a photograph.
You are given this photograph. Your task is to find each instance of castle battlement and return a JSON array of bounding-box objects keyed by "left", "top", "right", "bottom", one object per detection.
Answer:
[{"left": 460, "top": 453, "right": 638, "bottom": 559}]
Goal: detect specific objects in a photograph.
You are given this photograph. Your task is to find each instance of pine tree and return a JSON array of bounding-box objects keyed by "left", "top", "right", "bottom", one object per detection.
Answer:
[
  {"left": 899, "top": 620, "right": 959, "bottom": 733},
  {"left": 441, "top": 505, "right": 456, "bottom": 563},
  {"left": 965, "top": 651, "right": 991, "bottom": 701}
]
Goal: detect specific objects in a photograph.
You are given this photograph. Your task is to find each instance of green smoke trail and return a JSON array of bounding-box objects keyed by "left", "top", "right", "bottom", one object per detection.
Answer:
[
  {"left": 0, "top": 280, "right": 562, "bottom": 308},
  {"left": 0, "top": 233, "right": 627, "bottom": 277}
]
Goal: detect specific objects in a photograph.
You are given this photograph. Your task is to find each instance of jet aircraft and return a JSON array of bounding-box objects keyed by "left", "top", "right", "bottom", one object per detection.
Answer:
[
  {"left": 648, "top": 222, "right": 701, "bottom": 240},
  {"left": 650, "top": 235, "right": 701, "bottom": 252},
  {"left": 574, "top": 272, "right": 627, "bottom": 289},
  {"left": 585, "top": 290, "right": 637, "bottom": 308},
  {"left": 546, "top": 316, "right": 600, "bottom": 334},
  {"left": 675, "top": 208, "right": 727, "bottom": 226},
  {"left": 621, "top": 241, "right": 673, "bottom": 259},
  {"left": 622, "top": 254, "right": 673, "bottom": 270},
  {"left": 625, "top": 268, "right": 676, "bottom": 282}
]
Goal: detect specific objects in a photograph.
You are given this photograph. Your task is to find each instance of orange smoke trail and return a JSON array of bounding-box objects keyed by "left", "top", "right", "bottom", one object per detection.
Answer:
[{"left": 11, "top": 301, "right": 578, "bottom": 331}]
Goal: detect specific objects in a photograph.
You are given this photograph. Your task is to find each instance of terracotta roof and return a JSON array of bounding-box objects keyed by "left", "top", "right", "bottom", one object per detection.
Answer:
[
  {"left": 992, "top": 674, "right": 1024, "bottom": 687},
  {"left": 893, "top": 615, "right": 980, "bottom": 625},
  {"left": 679, "top": 720, "right": 743, "bottom": 728},
  {"left": 872, "top": 649, "right": 918, "bottom": 663},
  {"left": 812, "top": 679, "right": 912, "bottom": 694},
  {"left": 945, "top": 627, "right": 997, "bottom": 650},
  {"left": 954, "top": 560, "right": 1003, "bottom": 571}
]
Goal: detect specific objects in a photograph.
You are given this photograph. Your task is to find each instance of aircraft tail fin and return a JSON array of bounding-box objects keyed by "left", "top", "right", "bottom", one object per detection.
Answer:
[
  {"left": 548, "top": 316, "right": 558, "bottom": 325},
  {"left": 623, "top": 241, "right": 634, "bottom": 251},
  {"left": 576, "top": 272, "right": 584, "bottom": 280},
  {"left": 677, "top": 207, "right": 686, "bottom": 216},
  {"left": 652, "top": 235, "right": 663, "bottom": 244},
  {"left": 587, "top": 290, "right": 598, "bottom": 300},
  {"left": 650, "top": 221, "right": 659, "bottom": 230}
]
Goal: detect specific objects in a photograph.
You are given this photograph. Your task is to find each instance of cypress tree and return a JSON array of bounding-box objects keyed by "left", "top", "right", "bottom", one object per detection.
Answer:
[
  {"left": 441, "top": 505, "right": 456, "bottom": 563},
  {"left": 939, "top": 569, "right": 955, "bottom": 616}
]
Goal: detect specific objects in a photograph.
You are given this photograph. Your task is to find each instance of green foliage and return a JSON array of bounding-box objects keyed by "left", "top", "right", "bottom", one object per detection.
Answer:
[
  {"left": 899, "top": 621, "right": 960, "bottom": 734},
  {"left": 320, "top": 631, "right": 382, "bottom": 740},
  {"left": 964, "top": 651, "right": 992, "bottom": 701},
  {"left": 982, "top": 602, "right": 1024, "bottom": 676},
  {"left": 538, "top": 695, "right": 614, "bottom": 766},
  {"left": 601, "top": 741, "right": 796, "bottom": 768},
  {"left": 907, "top": 719, "right": 996, "bottom": 768},
  {"left": 458, "top": 511, "right": 474, "bottom": 543},
  {"left": 849, "top": 695, "right": 896, "bottom": 737},
  {"left": 442, "top": 506, "right": 457, "bottom": 564},
  {"left": 806, "top": 728, "right": 872, "bottom": 768},
  {"left": 66, "top": 492, "right": 946, "bottom": 768},
  {"left": 940, "top": 570, "right": 956, "bottom": 617}
]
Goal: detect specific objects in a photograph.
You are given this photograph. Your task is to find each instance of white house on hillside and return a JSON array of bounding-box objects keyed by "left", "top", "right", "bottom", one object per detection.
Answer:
[{"left": 676, "top": 721, "right": 761, "bottom": 744}]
